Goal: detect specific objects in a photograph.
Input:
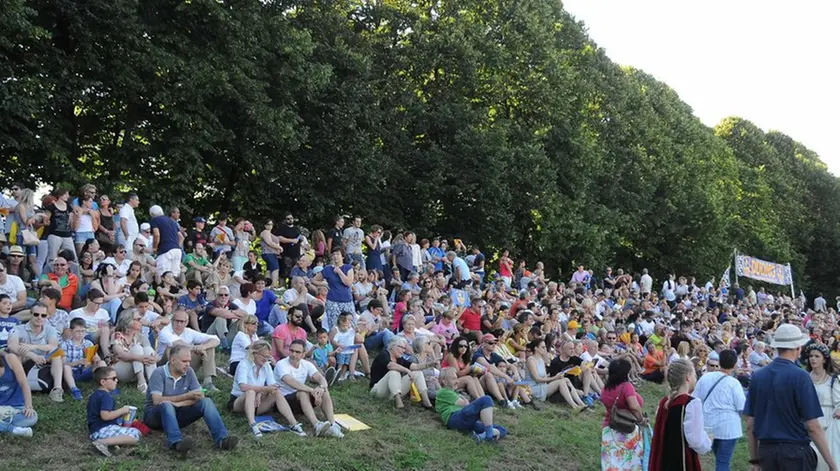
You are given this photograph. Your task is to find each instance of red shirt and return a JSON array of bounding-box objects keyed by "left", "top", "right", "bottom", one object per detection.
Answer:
[{"left": 460, "top": 307, "right": 482, "bottom": 331}]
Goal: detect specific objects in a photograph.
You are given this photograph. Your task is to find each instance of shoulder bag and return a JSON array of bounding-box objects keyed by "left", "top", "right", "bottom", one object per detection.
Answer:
[{"left": 609, "top": 383, "right": 639, "bottom": 434}]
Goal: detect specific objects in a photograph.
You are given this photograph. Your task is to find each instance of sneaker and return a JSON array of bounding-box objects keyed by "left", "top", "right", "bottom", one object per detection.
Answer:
[
  {"left": 325, "top": 367, "right": 338, "bottom": 386},
  {"left": 173, "top": 436, "right": 194, "bottom": 454},
  {"left": 49, "top": 388, "right": 64, "bottom": 403},
  {"left": 315, "top": 421, "right": 330, "bottom": 437},
  {"left": 505, "top": 401, "right": 517, "bottom": 410},
  {"left": 92, "top": 440, "right": 111, "bottom": 457},
  {"left": 202, "top": 380, "right": 220, "bottom": 393},
  {"left": 289, "top": 423, "right": 307, "bottom": 437},
  {"left": 582, "top": 396, "right": 594, "bottom": 408},
  {"left": 529, "top": 400, "right": 544, "bottom": 411},
  {"left": 70, "top": 388, "right": 83, "bottom": 401},
  {"left": 10, "top": 426, "right": 33, "bottom": 438},
  {"left": 470, "top": 431, "right": 482, "bottom": 444},
  {"left": 250, "top": 423, "right": 263, "bottom": 439},
  {"left": 512, "top": 400, "right": 523, "bottom": 409},
  {"left": 219, "top": 436, "right": 239, "bottom": 450},
  {"left": 328, "top": 422, "right": 344, "bottom": 438},
  {"left": 339, "top": 371, "right": 350, "bottom": 382},
  {"left": 352, "top": 371, "right": 366, "bottom": 377}
]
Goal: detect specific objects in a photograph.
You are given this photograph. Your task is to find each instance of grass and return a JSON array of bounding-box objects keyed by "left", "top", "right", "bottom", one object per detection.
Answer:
[{"left": 0, "top": 365, "right": 752, "bottom": 470}]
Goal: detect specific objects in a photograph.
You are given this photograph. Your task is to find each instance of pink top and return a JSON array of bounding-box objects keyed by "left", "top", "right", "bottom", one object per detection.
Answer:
[
  {"left": 431, "top": 320, "right": 459, "bottom": 344},
  {"left": 600, "top": 381, "right": 643, "bottom": 427},
  {"left": 272, "top": 323, "right": 307, "bottom": 361},
  {"left": 392, "top": 302, "right": 407, "bottom": 331}
]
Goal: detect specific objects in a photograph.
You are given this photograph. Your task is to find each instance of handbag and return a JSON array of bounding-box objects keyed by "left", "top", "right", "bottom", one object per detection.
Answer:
[
  {"left": 20, "top": 228, "right": 39, "bottom": 246},
  {"left": 609, "top": 383, "right": 639, "bottom": 434}
]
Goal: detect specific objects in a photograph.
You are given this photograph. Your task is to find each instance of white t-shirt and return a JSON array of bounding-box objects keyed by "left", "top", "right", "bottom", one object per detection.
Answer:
[
  {"left": 237, "top": 298, "right": 256, "bottom": 316},
  {"left": 342, "top": 227, "right": 364, "bottom": 255},
  {"left": 230, "top": 331, "right": 258, "bottom": 364},
  {"left": 0, "top": 274, "right": 25, "bottom": 299},
  {"left": 141, "top": 310, "right": 160, "bottom": 338},
  {"left": 283, "top": 289, "right": 317, "bottom": 306},
  {"left": 69, "top": 307, "right": 110, "bottom": 333},
  {"left": 102, "top": 257, "right": 132, "bottom": 277},
  {"left": 157, "top": 325, "right": 215, "bottom": 356},
  {"left": 274, "top": 357, "right": 318, "bottom": 396},
  {"left": 119, "top": 204, "right": 139, "bottom": 238},
  {"left": 232, "top": 359, "right": 275, "bottom": 397}
]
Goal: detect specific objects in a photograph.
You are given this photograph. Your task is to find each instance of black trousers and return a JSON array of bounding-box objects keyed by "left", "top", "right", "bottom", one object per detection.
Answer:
[{"left": 758, "top": 441, "right": 817, "bottom": 471}]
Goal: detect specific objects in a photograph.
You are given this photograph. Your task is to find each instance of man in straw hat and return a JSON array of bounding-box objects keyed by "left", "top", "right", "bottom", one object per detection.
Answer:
[{"left": 744, "top": 322, "right": 837, "bottom": 471}]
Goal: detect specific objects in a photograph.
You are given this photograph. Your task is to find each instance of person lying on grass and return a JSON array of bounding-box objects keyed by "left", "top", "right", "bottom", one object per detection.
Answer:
[
  {"left": 228, "top": 340, "right": 299, "bottom": 439},
  {"left": 436, "top": 367, "right": 506, "bottom": 443},
  {"left": 87, "top": 366, "right": 140, "bottom": 457}
]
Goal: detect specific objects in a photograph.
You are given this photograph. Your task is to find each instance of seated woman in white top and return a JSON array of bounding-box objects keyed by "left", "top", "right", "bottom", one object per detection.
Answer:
[
  {"left": 229, "top": 314, "right": 260, "bottom": 376},
  {"left": 228, "top": 340, "right": 298, "bottom": 439},
  {"left": 69, "top": 288, "right": 112, "bottom": 359}
]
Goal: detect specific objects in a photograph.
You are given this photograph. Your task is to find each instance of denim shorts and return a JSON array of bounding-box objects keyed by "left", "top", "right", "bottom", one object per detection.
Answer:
[{"left": 75, "top": 231, "right": 96, "bottom": 244}]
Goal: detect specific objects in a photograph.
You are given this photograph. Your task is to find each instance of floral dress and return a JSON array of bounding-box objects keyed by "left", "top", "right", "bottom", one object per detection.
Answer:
[{"left": 600, "top": 382, "right": 647, "bottom": 471}]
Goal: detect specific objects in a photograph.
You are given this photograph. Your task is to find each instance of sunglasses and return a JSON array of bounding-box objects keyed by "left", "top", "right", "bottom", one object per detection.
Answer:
[
  {"left": 707, "top": 363, "right": 720, "bottom": 368},
  {"left": 218, "top": 294, "right": 229, "bottom": 297},
  {"left": 32, "top": 312, "right": 49, "bottom": 318},
  {"left": 105, "top": 376, "right": 119, "bottom": 382},
  {"left": 54, "top": 263, "right": 67, "bottom": 267},
  {"left": 10, "top": 187, "right": 20, "bottom": 191}
]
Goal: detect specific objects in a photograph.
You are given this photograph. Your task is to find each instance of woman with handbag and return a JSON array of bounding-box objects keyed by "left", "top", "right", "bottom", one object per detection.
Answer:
[
  {"left": 649, "top": 358, "right": 711, "bottom": 471},
  {"left": 600, "top": 358, "right": 648, "bottom": 470}
]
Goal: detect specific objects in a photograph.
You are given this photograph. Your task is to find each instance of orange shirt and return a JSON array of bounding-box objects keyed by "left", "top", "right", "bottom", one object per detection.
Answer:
[
  {"left": 42, "top": 273, "right": 78, "bottom": 310},
  {"left": 643, "top": 350, "right": 664, "bottom": 375}
]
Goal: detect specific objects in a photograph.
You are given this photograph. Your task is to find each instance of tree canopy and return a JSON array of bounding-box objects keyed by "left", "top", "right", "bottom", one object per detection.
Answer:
[{"left": 2, "top": 0, "right": 838, "bottom": 296}]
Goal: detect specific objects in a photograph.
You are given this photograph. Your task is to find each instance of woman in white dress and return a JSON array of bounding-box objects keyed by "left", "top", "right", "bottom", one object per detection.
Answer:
[{"left": 805, "top": 342, "right": 840, "bottom": 471}]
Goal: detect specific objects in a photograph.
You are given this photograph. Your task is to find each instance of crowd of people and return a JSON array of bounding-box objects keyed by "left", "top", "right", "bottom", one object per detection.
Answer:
[{"left": 1, "top": 183, "right": 840, "bottom": 470}]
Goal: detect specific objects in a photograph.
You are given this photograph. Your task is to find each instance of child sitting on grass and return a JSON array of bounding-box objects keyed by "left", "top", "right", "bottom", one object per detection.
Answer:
[
  {"left": 61, "top": 318, "right": 107, "bottom": 400},
  {"left": 330, "top": 311, "right": 369, "bottom": 381},
  {"left": 436, "top": 367, "right": 506, "bottom": 443},
  {"left": 87, "top": 366, "right": 141, "bottom": 457},
  {"left": 310, "top": 328, "right": 338, "bottom": 384}
]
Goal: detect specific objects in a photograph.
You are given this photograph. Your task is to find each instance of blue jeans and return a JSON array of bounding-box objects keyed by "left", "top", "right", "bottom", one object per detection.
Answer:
[
  {"left": 103, "top": 298, "right": 122, "bottom": 324},
  {"left": 268, "top": 305, "right": 287, "bottom": 328},
  {"left": 257, "top": 321, "right": 273, "bottom": 337},
  {"left": 364, "top": 330, "right": 395, "bottom": 351},
  {"left": 0, "top": 408, "right": 38, "bottom": 433},
  {"left": 144, "top": 398, "right": 228, "bottom": 448},
  {"left": 712, "top": 438, "right": 738, "bottom": 471},
  {"left": 446, "top": 395, "right": 493, "bottom": 433}
]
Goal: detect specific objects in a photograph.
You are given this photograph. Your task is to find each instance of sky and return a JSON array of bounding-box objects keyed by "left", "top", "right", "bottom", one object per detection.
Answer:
[{"left": 562, "top": 0, "right": 840, "bottom": 174}]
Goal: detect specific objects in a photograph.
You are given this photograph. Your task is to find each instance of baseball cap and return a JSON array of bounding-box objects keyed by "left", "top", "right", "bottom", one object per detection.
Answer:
[
  {"left": 480, "top": 333, "right": 497, "bottom": 344},
  {"left": 568, "top": 320, "right": 580, "bottom": 329},
  {"left": 194, "top": 216, "right": 206, "bottom": 223},
  {"left": 140, "top": 223, "right": 151, "bottom": 232}
]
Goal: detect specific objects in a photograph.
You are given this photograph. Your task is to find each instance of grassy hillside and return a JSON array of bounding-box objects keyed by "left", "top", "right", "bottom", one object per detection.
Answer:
[{"left": 0, "top": 369, "right": 750, "bottom": 470}]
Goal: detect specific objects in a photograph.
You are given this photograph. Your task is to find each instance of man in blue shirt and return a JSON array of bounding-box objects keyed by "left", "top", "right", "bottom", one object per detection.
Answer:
[
  {"left": 150, "top": 206, "right": 184, "bottom": 284},
  {"left": 144, "top": 344, "right": 238, "bottom": 453},
  {"left": 744, "top": 323, "right": 836, "bottom": 471}
]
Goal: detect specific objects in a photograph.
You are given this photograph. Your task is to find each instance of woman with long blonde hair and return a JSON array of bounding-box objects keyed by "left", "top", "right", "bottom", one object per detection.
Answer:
[
  {"left": 227, "top": 340, "right": 298, "bottom": 438},
  {"left": 649, "top": 358, "right": 711, "bottom": 471}
]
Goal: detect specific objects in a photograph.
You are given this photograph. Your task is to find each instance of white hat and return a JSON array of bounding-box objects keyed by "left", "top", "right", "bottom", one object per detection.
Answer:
[
  {"left": 149, "top": 205, "right": 164, "bottom": 217},
  {"left": 769, "top": 324, "right": 809, "bottom": 349},
  {"left": 140, "top": 222, "right": 151, "bottom": 232}
]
